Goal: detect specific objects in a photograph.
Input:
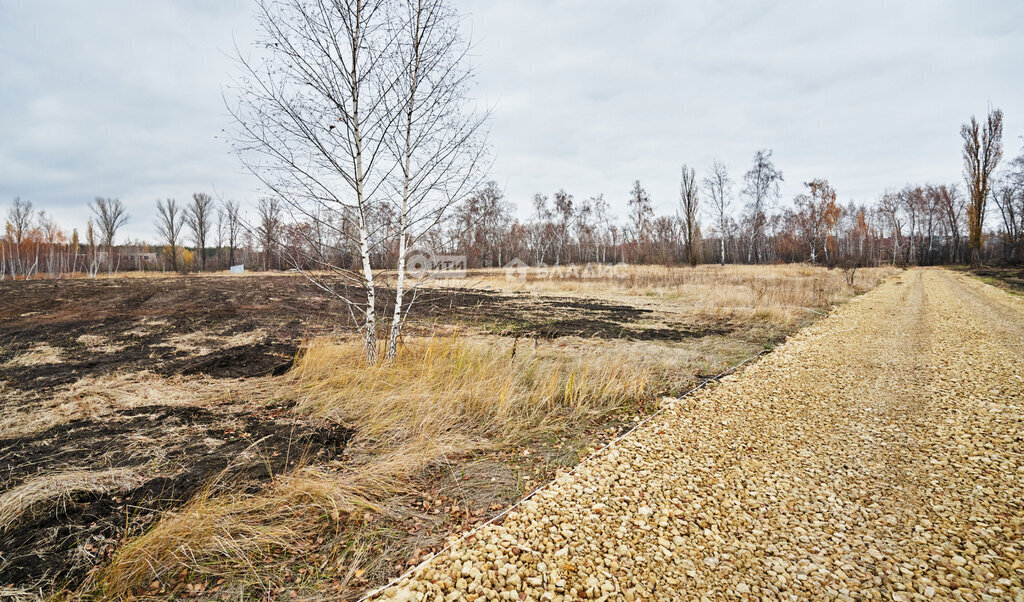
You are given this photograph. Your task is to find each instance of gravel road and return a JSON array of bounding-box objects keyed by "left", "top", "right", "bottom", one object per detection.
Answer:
[{"left": 379, "top": 269, "right": 1024, "bottom": 601}]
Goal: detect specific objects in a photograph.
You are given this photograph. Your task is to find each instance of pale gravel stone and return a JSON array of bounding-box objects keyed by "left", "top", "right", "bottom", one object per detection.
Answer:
[{"left": 374, "top": 270, "right": 1024, "bottom": 600}]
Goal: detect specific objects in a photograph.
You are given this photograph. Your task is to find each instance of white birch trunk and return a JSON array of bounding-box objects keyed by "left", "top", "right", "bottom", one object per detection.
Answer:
[{"left": 719, "top": 216, "right": 727, "bottom": 265}]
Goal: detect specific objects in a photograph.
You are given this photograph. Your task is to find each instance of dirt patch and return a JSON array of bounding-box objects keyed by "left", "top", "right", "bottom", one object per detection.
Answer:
[
  {"left": 0, "top": 404, "right": 352, "bottom": 589},
  {"left": 495, "top": 316, "right": 736, "bottom": 340},
  {"left": 158, "top": 342, "right": 297, "bottom": 378}
]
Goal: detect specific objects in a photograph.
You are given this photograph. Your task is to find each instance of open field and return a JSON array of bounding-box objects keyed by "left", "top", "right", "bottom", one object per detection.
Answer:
[{"left": 0, "top": 264, "right": 897, "bottom": 599}]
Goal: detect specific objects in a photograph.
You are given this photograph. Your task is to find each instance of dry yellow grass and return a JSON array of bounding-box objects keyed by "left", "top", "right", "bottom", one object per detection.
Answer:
[
  {"left": 88, "top": 437, "right": 460, "bottom": 598},
  {"left": 0, "top": 587, "right": 38, "bottom": 602},
  {"left": 447, "top": 264, "right": 900, "bottom": 325},
  {"left": 0, "top": 468, "right": 150, "bottom": 535},
  {"left": 287, "top": 335, "right": 655, "bottom": 446},
  {"left": 88, "top": 337, "right": 659, "bottom": 597},
  {"left": 159, "top": 328, "right": 269, "bottom": 355},
  {"left": 75, "top": 334, "right": 107, "bottom": 346},
  {"left": 3, "top": 343, "right": 62, "bottom": 367},
  {"left": 76, "top": 333, "right": 126, "bottom": 353},
  {"left": 90, "top": 478, "right": 333, "bottom": 598},
  {"left": 0, "top": 371, "right": 272, "bottom": 438}
]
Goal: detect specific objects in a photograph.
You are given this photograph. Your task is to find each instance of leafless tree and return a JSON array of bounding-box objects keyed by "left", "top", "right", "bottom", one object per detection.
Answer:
[
  {"left": 529, "top": 193, "right": 553, "bottom": 264},
  {"left": 552, "top": 190, "right": 574, "bottom": 265},
  {"left": 992, "top": 146, "right": 1024, "bottom": 263},
  {"left": 69, "top": 228, "right": 80, "bottom": 275},
  {"left": 794, "top": 179, "right": 841, "bottom": 264},
  {"left": 592, "top": 194, "right": 613, "bottom": 263},
  {"left": 186, "top": 192, "right": 215, "bottom": 271},
  {"left": 961, "top": 108, "right": 1003, "bottom": 266},
  {"left": 382, "top": 0, "right": 488, "bottom": 359},
  {"left": 85, "top": 218, "right": 100, "bottom": 277},
  {"left": 742, "top": 149, "right": 783, "bottom": 263},
  {"left": 229, "top": 0, "right": 485, "bottom": 364},
  {"left": 229, "top": 0, "right": 397, "bottom": 363},
  {"left": 214, "top": 206, "right": 227, "bottom": 269},
  {"left": 89, "top": 197, "right": 129, "bottom": 275},
  {"left": 702, "top": 160, "right": 732, "bottom": 265},
  {"left": 878, "top": 191, "right": 904, "bottom": 266},
  {"left": 626, "top": 180, "right": 652, "bottom": 261},
  {"left": 256, "top": 197, "right": 282, "bottom": 271},
  {"left": 39, "top": 211, "right": 61, "bottom": 276},
  {"left": 899, "top": 186, "right": 924, "bottom": 265},
  {"left": 992, "top": 182, "right": 1020, "bottom": 262},
  {"left": 453, "top": 181, "right": 511, "bottom": 267},
  {"left": 573, "top": 196, "right": 596, "bottom": 262},
  {"left": 222, "top": 199, "right": 243, "bottom": 268},
  {"left": 839, "top": 205, "right": 871, "bottom": 286},
  {"left": 992, "top": 149, "right": 1022, "bottom": 263},
  {"left": 933, "top": 184, "right": 964, "bottom": 263},
  {"left": 155, "top": 198, "right": 185, "bottom": 272},
  {"left": 5, "top": 197, "right": 34, "bottom": 276},
  {"left": 920, "top": 185, "right": 942, "bottom": 264},
  {"left": 679, "top": 164, "right": 700, "bottom": 266}
]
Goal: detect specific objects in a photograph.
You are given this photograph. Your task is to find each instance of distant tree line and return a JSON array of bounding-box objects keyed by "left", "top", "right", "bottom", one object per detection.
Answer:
[{"left": 3, "top": 108, "right": 1023, "bottom": 282}]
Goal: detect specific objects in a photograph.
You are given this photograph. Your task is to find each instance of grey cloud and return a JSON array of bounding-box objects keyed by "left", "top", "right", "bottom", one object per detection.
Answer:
[{"left": 1, "top": 0, "right": 1023, "bottom": 240}]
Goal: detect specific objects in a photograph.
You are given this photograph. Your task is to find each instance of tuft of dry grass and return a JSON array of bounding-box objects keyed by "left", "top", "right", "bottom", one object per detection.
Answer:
[
  {"left": 0, "top": 587, "right": 38, "bottom": 602},
  {"left": 88, "top": 438, "right": 460, "bottom": 599},
  {"left": 76, "top": 333, "right": 126, "bottom": 353},
  {"left": 160, "top": 328, "right": 268, "bottom": 355},
  {"left": 0, "top": 468, "right": 150, "bottom": 535},
  {"left": 0, "top": 371, "right": 272, "bottom": 438},
  {"left": 286, "top": 335, "right": 655, "bottom": 447},
  {"left": 76, "top": 334, "right": 107, "bottom": 346},
  {"left": 4, "top": 343, "right": 63, "bottom": 367}
]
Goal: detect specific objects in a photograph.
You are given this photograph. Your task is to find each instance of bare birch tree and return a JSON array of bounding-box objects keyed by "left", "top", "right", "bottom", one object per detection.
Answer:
[
  {"left": 256, "top": 197, "right": 282, "bottom": 271},
  {"left": 702, "top": 160, "right": 731, "bottom": 265},
  {"left": 626, "top": 180, "right": 653, "bottom": 261},
  {"left": 229, "top": 0, "right": 485, "bottom": 363},
  {"left": 6, "top": 198, "right": 33, "bottom": 276},
  {"left": 742, "top": 149, "right": 783, "bottom": 263},
  {"left": 878, "top": 191, "right": 904, "bottom": 266},
  {"left": 155, "top": 198, "right": 185, "bottom": 272},
  {"left": 383, "top": 0, "right": 488, "bottom": 359},
  {"left": 679, "top": 164, "right": 700, "bottom": 266},
  {"left": 186, "top": 192, "right": 215, "bottom": 271},
  {"left": 222, "top": 199, "right": 243, "bottom": 268},
  {"left": 85, "top": 218, "right": 100, "bottom": 277},
  {"left": 935, "top": 184, "right": 964, "bottom": 264},
  {"left": 961, "top": 108, "right": 1003, "bottom": 267},
  {"left": 229, "top": 0, "right": 398, "bottom": 363},
  {"left": 794, "top": 179, "right": 841, "bottom": 264},
  {"left": 89, "top": 197, "right": 129, "bottom": 275}
]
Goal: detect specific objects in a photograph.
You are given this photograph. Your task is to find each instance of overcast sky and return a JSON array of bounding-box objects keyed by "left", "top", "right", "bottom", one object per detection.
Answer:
[{"left": 2, "top": 0, "right": 1023, "bottom": 240}]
